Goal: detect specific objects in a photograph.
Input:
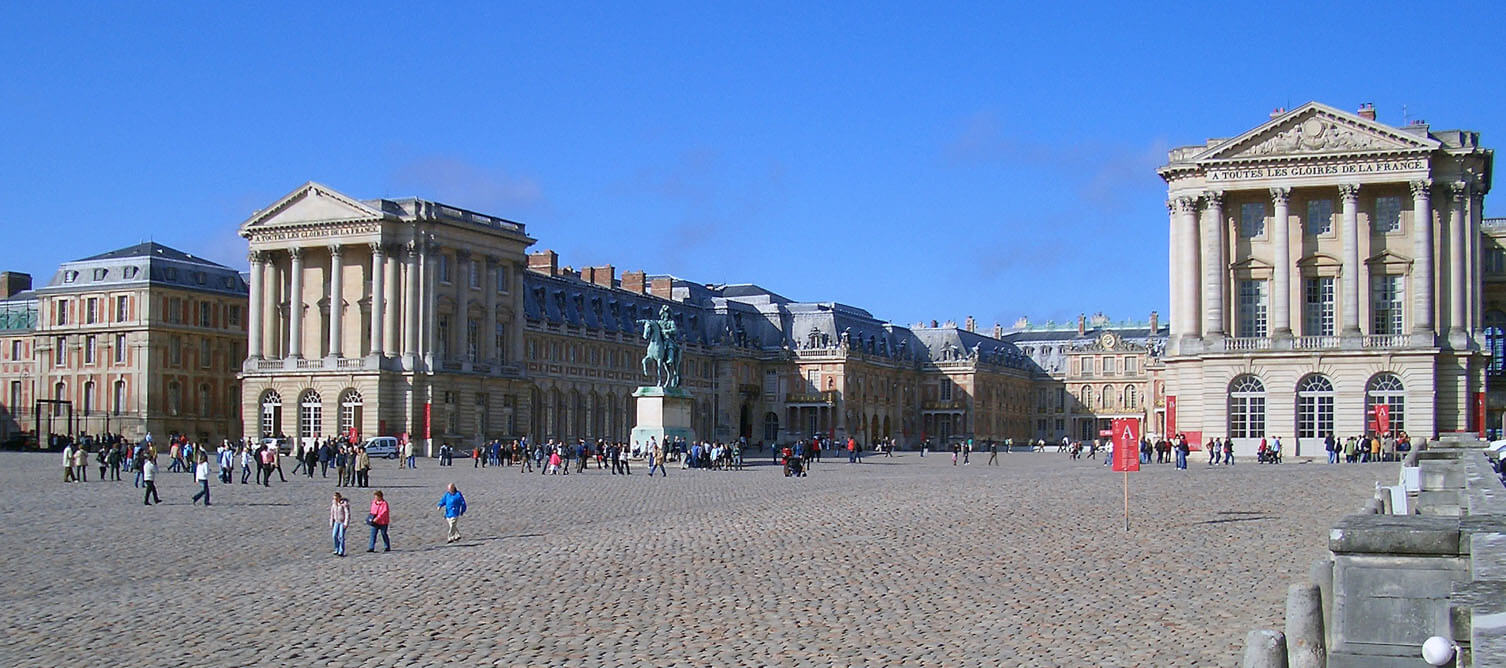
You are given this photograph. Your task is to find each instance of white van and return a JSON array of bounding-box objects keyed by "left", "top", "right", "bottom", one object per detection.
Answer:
[{"left": 362, "top": 436, "right": 400, "bottom": 459}]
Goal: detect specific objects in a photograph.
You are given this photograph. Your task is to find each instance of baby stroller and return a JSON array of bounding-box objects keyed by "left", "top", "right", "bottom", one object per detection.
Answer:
[{"left": 784, "top": 454, "right": 805, "bottom": 477}]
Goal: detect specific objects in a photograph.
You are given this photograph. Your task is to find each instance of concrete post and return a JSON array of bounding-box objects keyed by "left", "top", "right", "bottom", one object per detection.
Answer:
[
  {"left": 1243, "top": 630, "right": 1289, "bottom": 668},
  {"left": 1285, "top": 583, "right": 1325, "bottom": 668},
  {"left": 1308, "top": 558, "right": 1334, "bottom": 650}
]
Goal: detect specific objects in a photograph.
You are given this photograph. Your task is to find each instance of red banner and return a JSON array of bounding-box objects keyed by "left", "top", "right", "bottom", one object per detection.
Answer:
[
  {"left": 1374, "top": 404, "right": 1390, "bottom": 435},
  {"left": 1166, "top": 395, "right": 1177, "bottom": 437},
  {"left": 423, "top": 403, "right": 432, "bottom": 440},
  {"left": 1476, "top": 392, "right": 1487, "bottom": 438},
  {"left": 1112, "top": 418, "right": 1140, "bottom": 472}
]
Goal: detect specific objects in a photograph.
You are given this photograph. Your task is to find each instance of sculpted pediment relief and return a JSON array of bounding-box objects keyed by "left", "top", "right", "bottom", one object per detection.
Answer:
[
  {"left": 239, "top": 182, "right": 389, "bottom": 234},
  {"left": 1195, "top": 102, "right": 1438, "bottom": 161}
]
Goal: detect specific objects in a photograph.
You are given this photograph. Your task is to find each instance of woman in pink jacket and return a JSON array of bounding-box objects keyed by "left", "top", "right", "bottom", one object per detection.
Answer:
[{"left": 367, "top": 490, "right": 391, "bottom": 552}]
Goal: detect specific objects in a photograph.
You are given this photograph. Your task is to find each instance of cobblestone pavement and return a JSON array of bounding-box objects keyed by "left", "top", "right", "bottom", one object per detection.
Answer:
[{"left": 0, "top": 450, "right": 1395, "bottom": 667}]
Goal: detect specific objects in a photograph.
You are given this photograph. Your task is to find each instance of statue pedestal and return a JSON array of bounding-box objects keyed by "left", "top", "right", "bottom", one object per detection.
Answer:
[{"left": 631, "top": 386, "right": 695, "bottom": 452}]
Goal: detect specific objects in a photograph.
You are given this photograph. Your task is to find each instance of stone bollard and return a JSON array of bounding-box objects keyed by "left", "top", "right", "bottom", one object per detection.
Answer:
[
  {"left": 1285, "top": 582, "right": 1326, "bottom": 668},
  {"left": 1243, "top": 629, "right": 1289, "bottom": 668},
  {"left": 1308, "top": 558, "right": 1334, "bottom": 650}
]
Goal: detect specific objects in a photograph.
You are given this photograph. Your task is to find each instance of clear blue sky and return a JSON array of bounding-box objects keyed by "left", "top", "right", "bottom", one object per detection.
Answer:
[{"left": 2, "top": 2, "right": 1501, "bottom": 329}]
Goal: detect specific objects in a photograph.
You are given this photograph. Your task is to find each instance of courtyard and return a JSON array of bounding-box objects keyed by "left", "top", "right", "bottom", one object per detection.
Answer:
[{"left": 0, "top": 450, "right": 1394, "bottom": 667}]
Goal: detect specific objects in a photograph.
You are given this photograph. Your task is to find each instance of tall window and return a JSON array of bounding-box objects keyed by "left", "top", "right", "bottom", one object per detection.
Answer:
[
  {"left": 299, "top": 390, "right": 322, "bottom": 441},
  {"left": 170, "top": 335, "right": 182, "bottom": 366},
  {"left": 1366, "top": 373, "right": 1405, "bottom": 434},
  {"left": 1371, "top": 275, "right": 1404, "bottom": 335},
  {"left": 1124, "top": 356, "right": 1137, "bottom": 374},
  {"left": 200, "top": 339, "right": 211, "bottom": 368},
  {"left": 1241, "top": 202, "right": 1266, "bottom": 237},
  {"left": 55, "top": 299, "right": 68, "bottom": 325},
  {"left": 199, "top": 384, "right": 211, "bottom": 416},
  {"left": 339, "top": 390, "right": 362, "bottom": 437},
  {"left": 437, "top": 316, "right": 450, "bottom": 359},
  {"left": 1082, "top": 357, "right": 1095, "bottom": 377},
  {"left": 53, "top": 382, "right": 65, "bottom": 416},
  {"left": 114, "top": 333, "right": 126, "bottom": 364},
  {"left": 84, "top": 336, "right": 96, "bottom": 364},
  {"left": 54, "top": 336, "right": 66, "bottom": 366},
  {"left": 444, "top": 391, "right": 457, "bottom": 434},
  {"left": 112, "top": 380, "right": 125, "bottom": 415},
  {"left": 115, "top": 295, "right": 129, "bottom": 321},
  {"left": 1296, "top": 375, "right": 1335, "bottom": 439},
  {"left": 9, "top": 381, "right": 22, "bottom": 415},
  {"left": 438, "top": 255, "right": 451, "bottom": 284},
  {"left": 495, "top": 323, "right": 507, "bottom": 363},
  {"left": 1228, "top": 375, "right": 1266, "bottom": 438},
  {"left": 466, "top": 318, "right": 479, "bottom": 362},
  {"left": 1374, "top": 196, "right": 1402, "bottom": 234},
  {"left": 1306, "top": 199, "right": 1333, "bottom": 236},
  {"left": 10, "top": 340, "right": 19, "bottom": 360},
  {"left": 82, "top": 381, "right": 95, "bottom": 416},
  {"left": 1237, "top": 280, "right": 1268, "bottom": 337},
  {"left": 495, "top": 266, "right": 510, "bottom": 293},
  {"left": 476, "top": 393, "right": 488, "bottom": 434},
  {"left": 1304, "top": 277, "right": 1336, "bottom": 336},
  {"left": 199, "top": 302, "right": 212, "bottom": 327},
  {"left": 260, "top": 390, "right": 282, "bottom": 438},
  {"left": 1487, "top": 312, "right": 1506, "bottom": 374},
  {"left": 1103, "top": 357, "right": 1116, "bottom": 375},
  {"left": 468, "top": 261, "right": 480, "bottom": 289},
  {"left": 85, "top": 297, "right": 98, "bottom": 324},
  {"left": 167, "top": 381, "right": 180, "bottom": 416},
  {"left": 939, "top": 379, "right": 952, "bottom": 401}
]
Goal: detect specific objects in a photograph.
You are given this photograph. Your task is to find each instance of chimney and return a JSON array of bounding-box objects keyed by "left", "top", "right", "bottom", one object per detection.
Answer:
[
  {"left": 1269, "top": 107, "right": 1286, "bottom": 119},
  {"left": 992, "top": 322, "right": 1003, "bottom": 338},
  {"left": 1149, "top": 310, "right": 1160, "bottom": 332},
  {"left": 1358, "top": 102, "right": 1376, "bottom": 120},
  {"left": 621, "top": 270, "right": 646, "bottom": 294},
  {"left": 649, "top": 277, "right": 673, "bottom": 300},
  {"left": 965, "top": 315, "right": 976, "bottom": 332},
  {"left": 0, "top": 272, "right": 32, "bottom": 299},
  {"left": 527, "top": 250, "right": 558, "bottom": 276},
  {"left": 1077, "top": 313, "right": 1086, "bottom": 335},
  {"left": 589, "top": 265, "right": 615, "bottom": 288}
]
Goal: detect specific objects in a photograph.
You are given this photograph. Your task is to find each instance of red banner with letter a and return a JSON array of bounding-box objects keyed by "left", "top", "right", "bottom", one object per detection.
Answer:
[
  {"left": 1112, "top": 418, "right": 1140, "bottom": 472},
  {"left": 1476, "top": 392, "right": 1487, "bottom": 438},
  {"left": 1165, "top": 396, "right": 1177, "bottom": 437},
  {"left": 1373, "top": 404, "right": 1390, "bottom": 435}
]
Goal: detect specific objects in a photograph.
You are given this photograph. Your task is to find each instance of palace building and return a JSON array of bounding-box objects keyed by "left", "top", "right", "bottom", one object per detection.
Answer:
[
  {"left": 235, "top": 183, "right": 1037, "bottom": 454},
  {"left": 1159, "top": 102, "right": 1493, "bottom": 455},
  {"left": 0, "top": 244, "right": 248, "bottom": 444}
]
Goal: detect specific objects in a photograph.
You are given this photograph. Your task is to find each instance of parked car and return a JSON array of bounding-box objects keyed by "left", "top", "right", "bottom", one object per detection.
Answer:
[
  {"left": 262, "top": 437, "right": 292, "bottom": 456},
  {"left": 363, "top": 436, "right": 400, "bottom": 459}
]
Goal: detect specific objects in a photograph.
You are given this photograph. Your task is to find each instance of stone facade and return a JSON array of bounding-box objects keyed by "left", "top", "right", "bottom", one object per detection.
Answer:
[
  {"left": 0, "top": 244, "right": 248, "bottom": 444},
  {"left": 1010, "top": 312, "right": 1168, "bottom": 442},
  {"left": 235, "top": 182, "right": 1038, "bottom": 453},
  {"left": 1159, "top": 102, "right": 1494, "bottom": 456}
]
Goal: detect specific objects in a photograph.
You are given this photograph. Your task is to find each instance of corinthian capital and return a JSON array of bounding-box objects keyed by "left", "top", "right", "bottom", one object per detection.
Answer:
[
  {"left": 248, "top": 250, "right": 265, "bottom": 265},
  {"left": 1202, "top": 190, "right": 1224, "bottom": 208},
  {"left": 1338, "top": 183, "right": 1361, "bottom": 202},
  {"left": 288, "top": 246, "right": 304, "bottom": 260},
  {"left": 1173, "top": 196, "right": 1199, "bottom": 214},
  {"left": 1409, "top": 179, "right": 1433, "bottom": 199},
  {"left": 1268, "top": 187, "right": 1290, "bottom": 205},
  {"left": 1450, "top": 181, "right": 1469, "bottom": 201}
]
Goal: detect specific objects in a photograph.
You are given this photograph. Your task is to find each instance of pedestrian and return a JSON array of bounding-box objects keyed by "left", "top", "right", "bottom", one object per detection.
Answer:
[
  {"left": 73, "top": 444, "right": 89, "bottom": 482},
  {"left": 329, "top": 492, "right": 350, "bottom": 557},
  {"left": 437, "top": 483, "right": 467, "bottom": 544},
  {"left": 987, "top": 441, "right": 999, "bottom": 465},
  {"left": 355, "top": 447, "right": 371, "bottom": 488},
  {"left": 142, "top": 456, "right": 161, "bottom": 505},
  {"left": 190, "top": 455, "right": 212, "bottom": 506},
  {"left": 367, "top": 490, "right": 391, "bottom": 552}
]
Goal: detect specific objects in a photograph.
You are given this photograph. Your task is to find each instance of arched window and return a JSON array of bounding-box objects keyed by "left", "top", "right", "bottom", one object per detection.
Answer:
[
  {"left": 1080, "top": 386, "right": 1093, "bottom": 410},
  {"left": 82, "top": 381, "right": 95, "bottom": 416},
  {"left": 1486, "top": 311, "right": 1506, "bottom": 374},
  {"left": 1125, "top": 385, "right": 1138, "bottom": 409},
  {"left": 339, "top": 389, "right": 363, "bottom": 438},
  {"left": 1228, "top": 375, "right": 1266, "bottom": 438},
  {"left": 112, "top": 380, "right": 126, "bottom": 415},
  {"left": 260, "top": 390, "right": 282, "bottom": 438},
  {"left": 1365, "top": 373, "right": 1405, "bottom": 434},
  {"left": 1296, "top": 375, "right": 1335, "bottom": 439},
  {"left": 53, "top": 382, "right": 65, "bottom": 417},
  {"left": 1100, "top": 385, "right": 1111, "bottom": 409},
  {"left": 298, "top": 390, "right": 322, "bottom": 442}
]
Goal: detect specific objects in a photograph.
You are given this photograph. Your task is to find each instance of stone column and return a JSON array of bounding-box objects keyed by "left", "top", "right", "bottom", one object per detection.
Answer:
[
  {"left": 486, "top": 256, "right": 500, "bottom": 367},
  {"left": 1409, "top": 180, "right": 1434, "bottom": 340},
  {"left": 1470, "top": 186, "right": 1484, "bottom": 336},
  {"left": 287, "top": 246, "right": 305, "bottom": 359},
  {"left": 247, "top": 250, "right": 264, "bottom": 360},
  {"left": 1339, "top": 184, "right": 1362, "bottom": 339},
  {"left": 1175, "top": 196, "right": 1202, "bottom": 346},
  {"left": 423, "top": 238, "right": 438, "bottom": 368},
  {"left": 1167, "top": 201, "right": 1180, "bottom": 343},
  {"left": 1201, "top": 191, "right": 1226, "bottom": 339},
  {"left": 1271, "top": 187, "right": 1292, "bottom": 339},
  {"left": 403, "top": 241, "right": 421, "bottom": 364},
  {"left": 1448, "top": 182, "right": 1468, "bottom": 345},
  {"left": 327, "top": 244, "right": 344, "bottom": 359},
  {"left": 383, "top": 244, "right": 400, "bottom": 357},
  {"left": 369, "top": 243, "right": 386, "bottom": 358},
  {"left": 263, "top": 253, "right": 279, "bottom": 358}
]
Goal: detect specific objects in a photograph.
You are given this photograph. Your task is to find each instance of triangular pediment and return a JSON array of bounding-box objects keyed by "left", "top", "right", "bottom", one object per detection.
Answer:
[
  {"left": 1365, "top": 250, "right": 1414, "bottom": 271},
  {"left": 1194, "top": 102, "right": 1439, "bottom": 161},
  {"left": 1296, "top": 253, "right": 1343, "bottom": 270},
  {"left": 1230, "top": 257, "right": 1274, "bottom": 271},
  {"left": 239, "top": 182, "right": 389, "bottom": 234}
]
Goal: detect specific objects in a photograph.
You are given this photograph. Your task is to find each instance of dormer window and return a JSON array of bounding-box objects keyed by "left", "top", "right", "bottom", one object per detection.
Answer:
[
  {"left": 63, "top": 271, "right": 79, "bottom": 283},
  {"left": 93, "top": 268, "right": 108, "bottom": 281},
  {"left": 124, "top": 266, "right": 139, "bottom": 279}
]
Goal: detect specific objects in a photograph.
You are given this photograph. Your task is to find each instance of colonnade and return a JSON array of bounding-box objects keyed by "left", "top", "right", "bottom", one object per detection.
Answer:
[
  {"left": 1168, "top": 180, "right": 1485, "bottom": 349},
  {"left": 245, "top": 241, "right": 514, "bottom": 370}
]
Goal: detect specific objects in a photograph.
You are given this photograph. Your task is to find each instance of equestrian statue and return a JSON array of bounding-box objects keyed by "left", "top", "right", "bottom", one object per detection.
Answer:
[{"left": 638, "top": 305, "right": 682, "bottom": 388}]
